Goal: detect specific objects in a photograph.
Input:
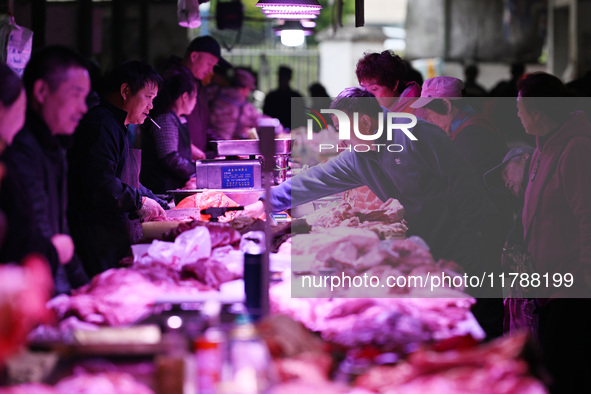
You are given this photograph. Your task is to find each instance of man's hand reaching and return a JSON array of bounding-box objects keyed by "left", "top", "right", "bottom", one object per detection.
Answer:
[
  {"left": 242, "top": 200, "right": 265, "bottom": 219},
  {"left": 138, "top": 197, "right": 166, "bottom": 221}
]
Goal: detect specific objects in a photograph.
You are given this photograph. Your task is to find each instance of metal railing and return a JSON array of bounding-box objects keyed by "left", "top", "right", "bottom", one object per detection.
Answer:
[{"left": 221, "top": 45, "right": 320, "bottom": 98}]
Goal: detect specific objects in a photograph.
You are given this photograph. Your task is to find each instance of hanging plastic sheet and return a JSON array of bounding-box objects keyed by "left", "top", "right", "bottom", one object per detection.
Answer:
[
  {"left": 0, "top": 14, "right": 33, "bottom": 77},
  {"left": 178, "top": 0, "right": 202, "bottom": 28}
]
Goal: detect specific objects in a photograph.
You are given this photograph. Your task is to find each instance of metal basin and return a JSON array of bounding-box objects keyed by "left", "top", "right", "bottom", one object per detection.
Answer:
[{"left": 211, "top": 139, "right": 292, "bottom": 156}]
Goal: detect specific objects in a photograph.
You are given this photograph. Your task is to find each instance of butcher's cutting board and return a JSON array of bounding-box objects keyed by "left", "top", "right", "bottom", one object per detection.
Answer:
[
  {"left": 164, "top": 208, "right": 202, "bottom": 220},
  {"left": 140, "top": 209, "right": 201, "bottom": 242},
  {"left": 31, "top": 325, "right": 168, "bottom": 356},
  {"left": 140, "top": 222, "right": 180, "bottom": 243}
]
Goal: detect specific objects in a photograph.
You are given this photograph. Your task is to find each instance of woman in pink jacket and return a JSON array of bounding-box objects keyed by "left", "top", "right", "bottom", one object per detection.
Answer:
[{"left": 355, "top": 51, "right": 421, "bottom": 114}]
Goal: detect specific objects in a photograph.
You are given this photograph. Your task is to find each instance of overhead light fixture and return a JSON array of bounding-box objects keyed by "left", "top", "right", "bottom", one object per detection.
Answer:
[
  {"left": 256, "top": 0, "right": 322, "bottom": 19},
  {"left": 280, "top": 30, "right": 305, "bottom": 46},
  {"left": 178, "top": 0, "right": 201, "bottom": 28},
  {"left": 300, "top": 20, "right": 316, "bottom": 28},
  {"left": 273, "top": 20, "right": 314, "bottom": 47}
]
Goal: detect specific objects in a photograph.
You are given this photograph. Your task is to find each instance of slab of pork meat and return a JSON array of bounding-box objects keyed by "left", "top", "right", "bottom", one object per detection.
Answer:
[{"left": 48, "top": 267, "right": 208, "bottom": 326}]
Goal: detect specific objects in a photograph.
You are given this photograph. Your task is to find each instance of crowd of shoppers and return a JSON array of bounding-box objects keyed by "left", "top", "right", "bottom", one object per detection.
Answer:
[{"left": 1, "top": 34, "right": 590, "bottom": 393}]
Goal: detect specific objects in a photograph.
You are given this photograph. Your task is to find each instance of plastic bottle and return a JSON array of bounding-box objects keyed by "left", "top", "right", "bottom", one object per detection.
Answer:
[
  {"left": 240, "top": 232, "right": 266, "bottom": 320},
  {"left": 195, "top": 327, "right": 225, "bottom": 394},
  {"left": 222, "top": 313, "right": 274, "bottom": 394},
  {"left": 156, "top": 324, "right": 189, "bottom": 394}
]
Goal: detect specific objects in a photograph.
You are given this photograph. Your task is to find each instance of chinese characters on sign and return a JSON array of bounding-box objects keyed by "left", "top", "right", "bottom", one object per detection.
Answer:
[{"left": 221, "top": 166, "right": 254, "bottom": 188}]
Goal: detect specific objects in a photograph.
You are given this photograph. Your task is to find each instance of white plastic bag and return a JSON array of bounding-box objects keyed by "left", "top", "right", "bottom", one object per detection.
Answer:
[
  {"left": 141, "top": 226, "right": 212, "bottom": 269},
  {"left": 0, "top": 15, "right": 33, "bottom": 77}
]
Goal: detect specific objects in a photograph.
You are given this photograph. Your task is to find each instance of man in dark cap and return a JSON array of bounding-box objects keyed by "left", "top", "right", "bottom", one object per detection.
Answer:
[
  {"left": 484, "top": 146, "right": 535, "bottom": 200},
  {"left": 172, "top": 35, "right": 231, "bottom": 159},
  {"left": 484, "top": 145, "right": 535, "bottom": 256}
]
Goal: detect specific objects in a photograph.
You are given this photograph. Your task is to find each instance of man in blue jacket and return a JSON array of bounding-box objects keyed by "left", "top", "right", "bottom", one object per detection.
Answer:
[
  {"left": 249, "top": 88, "right": 493, "bottom": 277},
  {"left": 247, "top": 88, "right": 502, "bottom": 337}
]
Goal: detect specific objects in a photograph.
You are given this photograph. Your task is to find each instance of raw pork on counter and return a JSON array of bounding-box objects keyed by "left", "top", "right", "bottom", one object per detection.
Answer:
[
  {"left": 47, "top": 265, "right": 209, "bottom": 327},
  {"left": 304, "top": 199, "right": 407, "bottom": 240},
  {"left": 290, "top": 228, "right": 464, "bottom": 292},
  {"left": 0, "top": 372, "right": 154, "bottom": 394},
  {"left": 133, "top": 222, "right": 244, "bottom": 288},
  {"left": 273, "top": 231, "right": 482, "bottom": 351},
  {"left": 355, "top": 332, "right": 547, "bottom": 394},
  {"left": 0, "top": 255, "right": 53, "bottom": 363},
  {"left": 271, "top": 280, "right": 480, "bottom": 351},
  {"left": 173, "top": 189, "right": 240, "bottom": 221},
  {"left": 45, "top": 219, "right": 284, "bottom": 327}
]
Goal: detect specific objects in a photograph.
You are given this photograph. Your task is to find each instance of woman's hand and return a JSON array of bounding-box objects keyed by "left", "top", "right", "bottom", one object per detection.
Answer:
[
  {"left": 191, "top": 144, "right": 206, "bottom": 160},
  {"left": 184, "top": 177, "right": 197, "bottom": 190}
]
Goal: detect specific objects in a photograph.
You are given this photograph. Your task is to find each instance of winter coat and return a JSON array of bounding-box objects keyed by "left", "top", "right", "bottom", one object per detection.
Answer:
[
  {"left": 68, "top": 101, "right": 144, "bottom": 277},
  {"left": 0, "top": 110, "right": 88, "bottom": 293},
  {"left": 141, "top": 111, "right": 194, "bottom": 193},
  {"left": 523, "top": 112, "right": 591, "bottom": 299}
]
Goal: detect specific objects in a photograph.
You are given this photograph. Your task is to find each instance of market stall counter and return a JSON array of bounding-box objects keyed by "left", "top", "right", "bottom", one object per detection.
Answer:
[{"left": 2, "top": 192, "right": 548, "bottom": 393}]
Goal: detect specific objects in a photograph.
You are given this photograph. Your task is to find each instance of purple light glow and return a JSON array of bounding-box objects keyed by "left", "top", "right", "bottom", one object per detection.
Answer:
[{"left": 256, "top": 0, "right": 322, "bottom": 19}]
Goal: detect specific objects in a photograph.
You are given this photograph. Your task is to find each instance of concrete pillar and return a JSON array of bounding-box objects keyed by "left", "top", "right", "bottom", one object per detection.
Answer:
[
  {"left": 31, "top": 0, "right": 46, "bottom": 48},
  {"left": 548, "top": 0, "right": 591, "bottom": 80},
  {"left": 78, "top": 0, "right": 92, "bottom": 58}
]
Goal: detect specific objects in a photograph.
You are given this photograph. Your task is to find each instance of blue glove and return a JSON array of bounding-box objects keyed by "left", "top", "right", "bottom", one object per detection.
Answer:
[{"left": 139, "top": 183, "right": 170, "bottom": 210}]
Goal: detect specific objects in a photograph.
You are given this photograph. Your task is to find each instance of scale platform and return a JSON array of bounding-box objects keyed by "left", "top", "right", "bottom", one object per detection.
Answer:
[
  {"left": 166, "top": 188, "right": 265, "bottom": 206},
  {"left": 211, "top": 139, "right": 292, "bottom": 156},
  {"left": 192, "top": 139, "right": 292, "bottom": 191},
  {"left": 195, "top": 158, "right": 262, "bottom": 189}
]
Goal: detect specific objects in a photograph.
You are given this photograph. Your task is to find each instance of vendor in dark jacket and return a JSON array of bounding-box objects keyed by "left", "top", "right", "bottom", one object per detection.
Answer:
[
  {"left": 68, "top": 60, "right": 166, "bottom": 278},
  {"left": 246, "top": 88, "right": 493, "bottom": 279},
  {"left": 0, "top": 46, "right": 91, "bottom": 294},
  {"left": 141, "top": 71, "right": 197, "bottom": 194}
]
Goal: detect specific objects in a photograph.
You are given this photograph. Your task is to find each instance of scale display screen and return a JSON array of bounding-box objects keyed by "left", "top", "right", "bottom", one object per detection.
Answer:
[
  {"left": 221, "top": 165, "right": 255, "bottom": 188},
  {"left": 195, "top": 159, "right": 261, "bottom": 189}
]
